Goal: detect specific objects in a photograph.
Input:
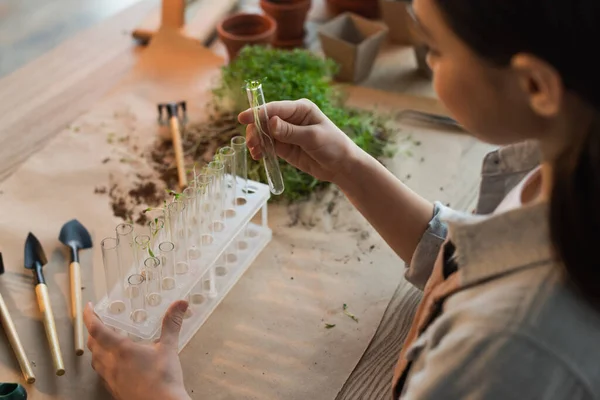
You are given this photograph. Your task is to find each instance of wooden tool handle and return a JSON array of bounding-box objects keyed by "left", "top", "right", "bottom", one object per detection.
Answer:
[
  {"left": 170, "top": 116, "right": 188, "bottom": 189},
  {"left": 0, "top": 293, "right": 36, "bottom": 383},
  {"left": 35, "top": 284, "right": 65, "bottom": 376},
  {"left": 70, "top": 261, "right": 84, "bottom": 356},
  {"left": 161, "top": 0, "right": 185, "bottom": 29}
]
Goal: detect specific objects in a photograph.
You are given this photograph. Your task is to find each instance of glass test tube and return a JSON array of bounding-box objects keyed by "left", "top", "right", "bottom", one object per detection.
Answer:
[
  {"left": 231, "top": 136, "right": 248, "bottom": 204},
  {"left": 127, "top": 274, "right": 146, "bottom": 323},
  {"left": 202, "top": 166, "right": 219, "bottom": 297},
  {"left": 168, "top": 201, "right": 190, "bottom": 274},
  {"left": 197, "top": 173, "right": 214, "bottom": 245},
  {"left": 143, "top": 257, "right": 162, "bottom": 307},
  {"left": 219, "top": 146, "right": 237, "bottom": 217},
  {"left": 207, "top": 160, "right": 225, "bottom": 232},
  {"left": 116, "top": 223, "right": 135, "bottom": 279},
  {"left": 147, "top": 217, "right": 165, "bottom": 253},
  {"left": 101, "top": 237, "right": 126, "bottom": 314},
  {"left": 214, "top": 252, "right": 228, "bottom": 277},
  {"left": 204, "top": 264, "right": 218, "bottom": 299},
  {"left": 159, "top": 241, "right": 176, "bottom": 290},
  {"left": 183, "top": 186, "right": 201, "bottom": 260},
  {"left": 186, "top": 290, "right": 206, "bottom": 308},
  {"left": 245, "top": 80, "right": 285, "bottom": 195},
  {"left": 134, "top": 235, "right": 151, "bottom": 273}
]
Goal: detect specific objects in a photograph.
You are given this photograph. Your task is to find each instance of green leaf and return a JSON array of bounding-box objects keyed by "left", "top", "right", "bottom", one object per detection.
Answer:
[
  {"left": 343, "top": 304, "right": 359, "bottom": 323},
  {"left": 325, "top": 323, "right": 336, "bottom": 329}
]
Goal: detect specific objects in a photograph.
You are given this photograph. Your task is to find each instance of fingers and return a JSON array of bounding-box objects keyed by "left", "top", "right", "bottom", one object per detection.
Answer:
[
  {"left": 238, "top": 99, "right": 317, "bottom": 126},
  {"left": 91, "top": 351, "right": 107, "bottom": 377},
  {"left": 84, "top": 302, "right": 123, "bottom": 350},
  {"left": 270, "top": 116, "right": 317, "bottom": 147},
  {"left": 159, "top": 300, "right": 189, "bottom": 349},
  {"left": 246, "top": 125, "right": 263, "bottom": 160},
  {"left": 246, "top": 116, "right": 316, "bottom": 160}
]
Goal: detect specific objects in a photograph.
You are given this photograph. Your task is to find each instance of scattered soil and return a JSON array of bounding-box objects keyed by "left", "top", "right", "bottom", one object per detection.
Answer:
[
  {"left": 109, "top": 184, "right": 130, "bottom": 222},
  {"left": 149, "top": 112, "right": 241, "bottom": 190},
  {"left": 103, "top": 111, "right": 242, "bottom": 225},
  {"left": 129, "top": 181, "right": 160, "bottom": 206}
]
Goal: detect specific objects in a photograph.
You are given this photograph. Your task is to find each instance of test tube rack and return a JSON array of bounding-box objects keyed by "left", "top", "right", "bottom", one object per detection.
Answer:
[{"left": 94, "top": 177, "right": 272, "bottom": 351}]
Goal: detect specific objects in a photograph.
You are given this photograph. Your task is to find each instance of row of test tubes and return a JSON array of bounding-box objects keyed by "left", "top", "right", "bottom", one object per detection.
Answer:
[{"left": 99, "top": 136, "right": 251, "bottom": 324}]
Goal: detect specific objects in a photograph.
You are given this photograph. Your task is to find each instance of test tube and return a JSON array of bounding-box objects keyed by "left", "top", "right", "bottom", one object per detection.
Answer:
[
  {"left": 116, "top": 223, "right": 135, "bottom": 279},
  {"left": 183, "top": 187, "right": 201, "bottom": 260},
  {"left": 207, "top": 160, "right": 225, "bottom": 232},
  {"left": 204, "top": 266, "right": 218, "bottom": 299},
  {"left": 231, "top": 136, "right": 248, "bottom": 204},
  {"left": 159, "top": 241, "right": 176, "bottom": 290},
  {"left": 219, "top": 146, "right": 237, "bottom": 218},
  {"left": 127, "top": 274, "right": 146, "bottom": 323},
  {"left": 245, "top": 80, "right": 285, "bottom": 195},
  {"left": 134, "top": 235, "right": 151, "bottom": 273},
  {"left": 143, "top": 257, "right": 162, "bottom": 307},
  {"left": 147, "top": 217, "right": 165, "bottom": 253},
  {"left": 214, "top": 252, "right": 228, "bottom": 277},
  {"left": 197, "top": 173, "right": 214, "bottom": 246},
  {"left": 168, "top": 201, "right": 190, "bottom": 274},
  {"left": 101, "top": 237, "right": 126, "bottom": 314}
]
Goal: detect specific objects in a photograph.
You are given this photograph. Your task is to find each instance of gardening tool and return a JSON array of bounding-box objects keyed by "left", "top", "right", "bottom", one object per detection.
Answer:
[
  {"left": 0, "top": 383, "right": 27, "bottom": 400},
  {"left": 132, "top": 0, "right": 237, "bottom": 46},
  {"left": 129, "top": 0, "right": 225, "bottom": 193},
  {"left": 0, "top": 253, "right": 36, "bottom": 384},
  {"left": 24, "top": 233, "right": 64, "bottom": 376},
  {"left": 397, "top": 109, "right": 464, "bottom": 131},
  {"left": 158, "top": 101, "right": 188, "bottom": 189},
  {"left": 58, "top": 219, "right": 93, "bottom": 356}
]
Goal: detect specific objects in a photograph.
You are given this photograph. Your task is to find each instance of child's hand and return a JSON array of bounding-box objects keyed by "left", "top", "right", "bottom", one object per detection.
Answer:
[
  {"left": 84, "top": 301, "right": 191, "bottom": 400},
  {"left": 238, "top": 99, "right": 360, "bottom": 184}
]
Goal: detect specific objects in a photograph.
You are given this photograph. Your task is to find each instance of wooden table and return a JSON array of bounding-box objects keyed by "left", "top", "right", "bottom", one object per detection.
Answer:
[{"left": 0, "top": 1, "right": 494, "bottom": 399}]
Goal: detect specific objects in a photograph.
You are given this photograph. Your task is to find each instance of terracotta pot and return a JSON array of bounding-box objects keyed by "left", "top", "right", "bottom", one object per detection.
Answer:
[
  {"left": 326, "top": 0, "right": 380, "bottom": 19},
  {"left": 217, "top": 13, "right": 277, "bottom": 61},
  {"left": 260, "top": 0, "right": 312, "bottom": 48}
]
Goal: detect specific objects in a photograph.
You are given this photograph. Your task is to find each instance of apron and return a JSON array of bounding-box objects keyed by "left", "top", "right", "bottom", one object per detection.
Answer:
[{"left": 392, "top": 240, "right": 462, "bottom": 398}]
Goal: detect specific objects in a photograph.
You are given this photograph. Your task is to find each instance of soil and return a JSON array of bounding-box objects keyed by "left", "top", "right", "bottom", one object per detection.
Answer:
[
  {"left": 149, "top": 112, "right": 241, "bottom": 190},
  {"left": 103, "top": 111, "right": 243, "bottom": 225}
]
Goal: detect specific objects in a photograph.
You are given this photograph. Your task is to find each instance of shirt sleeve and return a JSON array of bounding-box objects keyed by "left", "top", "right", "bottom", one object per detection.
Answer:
[
  {"left": 404, "top": 202, "right": 450, "bottom": 290},
  {"left": 401, "top": 326, "right": 590, "bottom": 400}
]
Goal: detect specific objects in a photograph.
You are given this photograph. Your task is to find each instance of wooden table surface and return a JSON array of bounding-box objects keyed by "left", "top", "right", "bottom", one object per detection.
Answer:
[
  {"left": 0, "top": 1, "right": 493, "bottom": 399},
  {"left": 0, "top": 0, "right": 447, "bottom": 185}
]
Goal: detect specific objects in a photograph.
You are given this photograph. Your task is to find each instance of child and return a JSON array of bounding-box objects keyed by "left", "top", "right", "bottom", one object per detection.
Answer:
[{"left": 84, "top": 0, "right": 600, "bottom": 398}]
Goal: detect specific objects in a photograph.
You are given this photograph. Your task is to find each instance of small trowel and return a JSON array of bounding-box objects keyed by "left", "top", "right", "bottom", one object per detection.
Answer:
[
  {"left": 24, "top": 233, "right": 64, "bottom": 376},
  {"left": 58, "top": 219, "right": 92, "bottom": 356}
]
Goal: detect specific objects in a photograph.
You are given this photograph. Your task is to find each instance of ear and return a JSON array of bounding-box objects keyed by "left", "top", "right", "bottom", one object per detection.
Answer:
[{"left": 511, "top": 54, "right": 563, "bottom": 117}]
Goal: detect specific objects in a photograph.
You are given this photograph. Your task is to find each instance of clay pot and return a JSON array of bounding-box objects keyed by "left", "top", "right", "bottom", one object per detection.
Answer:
[
  {"left": 217, "top": 13, "right": 277, "bottom": 61},
  {"left": 260, "top": 0, "right": 312, "bottom": 48},
  {"left": 326, "top": 0, "right": 380, "bottom": 19}
]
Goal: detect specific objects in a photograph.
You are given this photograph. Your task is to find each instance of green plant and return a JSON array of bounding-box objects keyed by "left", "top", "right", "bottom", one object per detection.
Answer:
[{"left": 212, "top": 46, "right": 395, "bottom": 201}]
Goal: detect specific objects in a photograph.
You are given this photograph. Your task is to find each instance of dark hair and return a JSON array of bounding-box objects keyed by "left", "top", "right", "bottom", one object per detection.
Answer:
[{"left": 433, "top": 0, "right": 600, "bottom": 306}]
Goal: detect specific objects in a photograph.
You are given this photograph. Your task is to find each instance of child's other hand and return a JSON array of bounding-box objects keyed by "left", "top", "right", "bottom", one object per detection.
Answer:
[{"left": 238, "top": 99, "right": 360, "bottom": 184}]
